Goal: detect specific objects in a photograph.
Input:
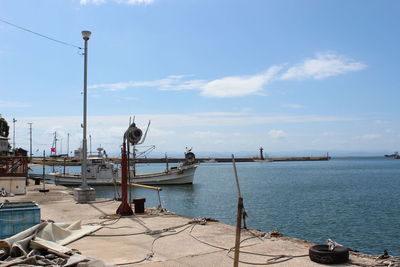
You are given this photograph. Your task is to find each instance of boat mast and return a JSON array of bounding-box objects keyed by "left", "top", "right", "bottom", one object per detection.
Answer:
[{"left": 51, "top": 131, "right": 57, "bottom": 156}]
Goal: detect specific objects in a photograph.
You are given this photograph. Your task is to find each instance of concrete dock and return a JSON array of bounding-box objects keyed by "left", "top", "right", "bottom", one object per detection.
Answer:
[{"left": 2, "top": 181, "right": 392, "bottom": 266}]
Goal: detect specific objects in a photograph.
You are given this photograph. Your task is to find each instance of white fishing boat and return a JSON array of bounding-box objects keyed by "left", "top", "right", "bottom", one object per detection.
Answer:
[
  {"left": 51, "top": 148, "right": 118, "bottom": 186},
  {"left": 128, "top": 152, "right": 198, "bottom": 185},
  {"left": 52, "top": 149, "right": 198, "bottom": 186}
]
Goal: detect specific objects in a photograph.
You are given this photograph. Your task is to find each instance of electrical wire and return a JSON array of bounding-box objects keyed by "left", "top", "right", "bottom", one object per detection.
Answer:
[
  {"left": 0, "top": 18, "right": 82, "bottom": 49},
  {"left": 88, "top": 231, "right": 148, "bottom": 237}
]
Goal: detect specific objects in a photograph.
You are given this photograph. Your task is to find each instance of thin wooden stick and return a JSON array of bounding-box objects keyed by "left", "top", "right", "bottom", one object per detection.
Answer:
[{"left": 232, "top": 154, "right": 243, "bottom": 267}]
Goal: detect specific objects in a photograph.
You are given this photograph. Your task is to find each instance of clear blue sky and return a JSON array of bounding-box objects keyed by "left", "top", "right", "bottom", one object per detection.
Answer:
[{"left": 1, "top": 0, "right": 399, "bottom": 156}]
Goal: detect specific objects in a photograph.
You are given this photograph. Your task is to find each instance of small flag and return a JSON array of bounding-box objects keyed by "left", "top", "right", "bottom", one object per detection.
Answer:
[{"left": 51, "top": 147, "right": 56, "bottom": 153}]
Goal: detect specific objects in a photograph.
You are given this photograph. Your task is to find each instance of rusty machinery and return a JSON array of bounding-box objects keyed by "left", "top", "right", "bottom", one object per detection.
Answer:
[{"left": 116, "top": 121, "right": 150, "bottom": 215}]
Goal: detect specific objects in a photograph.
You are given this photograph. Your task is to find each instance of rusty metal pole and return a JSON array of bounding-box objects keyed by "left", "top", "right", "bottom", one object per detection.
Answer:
[{"left": 116, "top": 142, "right": 133, "bottom": 215}]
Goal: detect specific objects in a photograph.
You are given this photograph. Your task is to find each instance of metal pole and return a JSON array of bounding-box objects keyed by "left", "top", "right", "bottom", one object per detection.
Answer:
[
  {"left": 54, "top": 131, "right": 57, "bottom": 156},
  {"left": 116, "top": 142, "right": 133, "bottom": 215},
  {"left": 81, "top": 34, "right": 89, "bottom": 188},
  {"left": 89, "top": 134, "right": 92, "bottom": 156},
  {"left": 12, "top": 118, "right": 16, "bottom": 151},
  {"left": 165, "top": 153, "right": 169, "bottom": 172},
  {"left": 128, "top": 143, "right": 132, "bottom": 205},
  {"left": 39, "top": 150, "right": 49, "bottom": 193},
  {"left": 28, "top": 123, "right": 32, "bottom": 160},
  {"left": 67, "top": 133, "right": 70, "bottom": 157},
  {"left": 42, "top": 150, "right": 46, "bottom": 191}
]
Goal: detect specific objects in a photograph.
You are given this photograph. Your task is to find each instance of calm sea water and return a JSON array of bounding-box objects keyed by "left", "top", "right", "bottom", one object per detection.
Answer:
[{"left": 31, "top": 157, "right": 400, "bottom": 255}]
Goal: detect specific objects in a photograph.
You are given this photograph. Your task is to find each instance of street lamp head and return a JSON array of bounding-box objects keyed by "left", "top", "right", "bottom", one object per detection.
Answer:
[{"left": 82, "top": 30, "right": 91, "bottom": 41}]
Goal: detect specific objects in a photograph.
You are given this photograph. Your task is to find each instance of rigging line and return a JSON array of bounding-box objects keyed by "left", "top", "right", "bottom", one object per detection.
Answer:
[{"left": 0, "top": 18, "right": 82, "bottom": 49}]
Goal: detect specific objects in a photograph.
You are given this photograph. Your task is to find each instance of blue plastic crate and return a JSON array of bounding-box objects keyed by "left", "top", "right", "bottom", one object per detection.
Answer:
[{"left": 0, "top": 201, "right": 41, "bottom": 239}]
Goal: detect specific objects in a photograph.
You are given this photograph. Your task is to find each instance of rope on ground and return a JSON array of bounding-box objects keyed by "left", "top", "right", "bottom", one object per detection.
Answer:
[
  {"left": 114, "top": 256, "right": 149, "bottom": 266},
  {"left": 115, "top": 220, "right": 197, "bottom": 266},
  {"left": 350, "top": 255, "right": 400, "bottom": 267},
  {"left": 100, "top": 217, "right": 308, "bottom": 266},
  {"left": 98, "top": 215, "right": 121, "bottom": 226},
  {"left": 89, "top": 218, "right": 194, "bottom": 238},
  {"left": 188, "top": 223, "right": 308, "bottom": 266},
  {"left": 88, "top": 231, "right": 148, "bottom": 237},
  {"left": 87, "top": 199, "right": 115, "bottom": 204}
]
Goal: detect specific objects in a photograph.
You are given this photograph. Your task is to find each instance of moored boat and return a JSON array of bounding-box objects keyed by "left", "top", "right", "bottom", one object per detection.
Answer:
[
  {"left": 128, "top": 151, "right": 198, "bottom": 185},
  {"left": 51, "top": 149, "right": 198, "bottom": 186},
  {"left": 384, "top": 152, "right": 399, "bottom": 158}
]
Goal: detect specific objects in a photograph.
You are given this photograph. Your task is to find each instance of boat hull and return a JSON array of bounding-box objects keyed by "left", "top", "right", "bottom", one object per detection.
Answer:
[
  {"left": 52, "top": 165, "right": 198, "bottom": 186},
  {"left": 132, "top": 165, "right": 197, "bottom": 185}
]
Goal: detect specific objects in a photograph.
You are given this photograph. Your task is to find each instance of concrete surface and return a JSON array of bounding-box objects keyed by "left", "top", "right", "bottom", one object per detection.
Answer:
[{"left": 2, "top": 181, "right": 391, "bottom": 266}]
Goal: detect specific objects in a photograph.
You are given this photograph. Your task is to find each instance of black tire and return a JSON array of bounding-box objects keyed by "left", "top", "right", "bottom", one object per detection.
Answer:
[{"left": 309, "top": 244, "right": 349, "bottom": 264}]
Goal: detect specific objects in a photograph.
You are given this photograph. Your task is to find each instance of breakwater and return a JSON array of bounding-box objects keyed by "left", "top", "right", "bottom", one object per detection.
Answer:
[
  {"left": 31, "top": 156, "right": 331, "bottom": 165},
  {"left": 110, "top": 155, "right": 331, "bottom": 163}
]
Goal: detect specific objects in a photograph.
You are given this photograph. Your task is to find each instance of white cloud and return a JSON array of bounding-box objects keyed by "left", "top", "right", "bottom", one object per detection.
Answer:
[
  {"left": 89, "top": 67, "right": 282, "bottom": 97},
  {"left": 80, "top": 0, "right": 154, "bottom": 4},
  {"left": 160, "top": 79, "right": 207, "bottom": 91},
  {"left": 192, "top": 131, "right": 221, "bottom": 138},
  {"left": 89, "top": 75, "right": 192, "bottom": 91},
  {"left": 148, "top": 127, "right": 175, "bottom": 137},
  {"left": 281, "top": 104, "right": 304, "bottom": 109},
  {"left": 193, "top": 111, "right": 247, "bottom": 117},
  {"left": 117, "top": 0, "right": 154, "bottom": 3},
  {"left": 268, "top": 129, "right": 288, "bottom": 139},
  {"left": 322, "top": 132, "right": 340, "bottom": 137},
  {"left": 200, "top": 66, "right": 282, "bottom": 98},
  {"left": 355, "top": 134, "right": 382, "bottom": 140},
  {"left": 10, "top": 112, "right": 362, "bottom": 155},
  {"left": 281, "top": 52, "right": 366, "bottom": 80},
  {"left": 374, "top": 120, "right": 390, "bottom": 125},
  {"left": 88, "top": 52, "right": 366, "bottom": 98},
  {"left": 80, "top": 0, "right": 105, "bottom": 4},
  {"left": 0, "top": 101, "right": 30, "bottom": 108},
  {"left": 113, "top": 96, "right": 138, "bottom": 102}
]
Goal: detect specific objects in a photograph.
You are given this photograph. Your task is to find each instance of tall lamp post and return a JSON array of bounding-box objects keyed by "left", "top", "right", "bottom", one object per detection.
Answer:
[{"left": 81, "top": 30, "right": 91, "bottom": 189}]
